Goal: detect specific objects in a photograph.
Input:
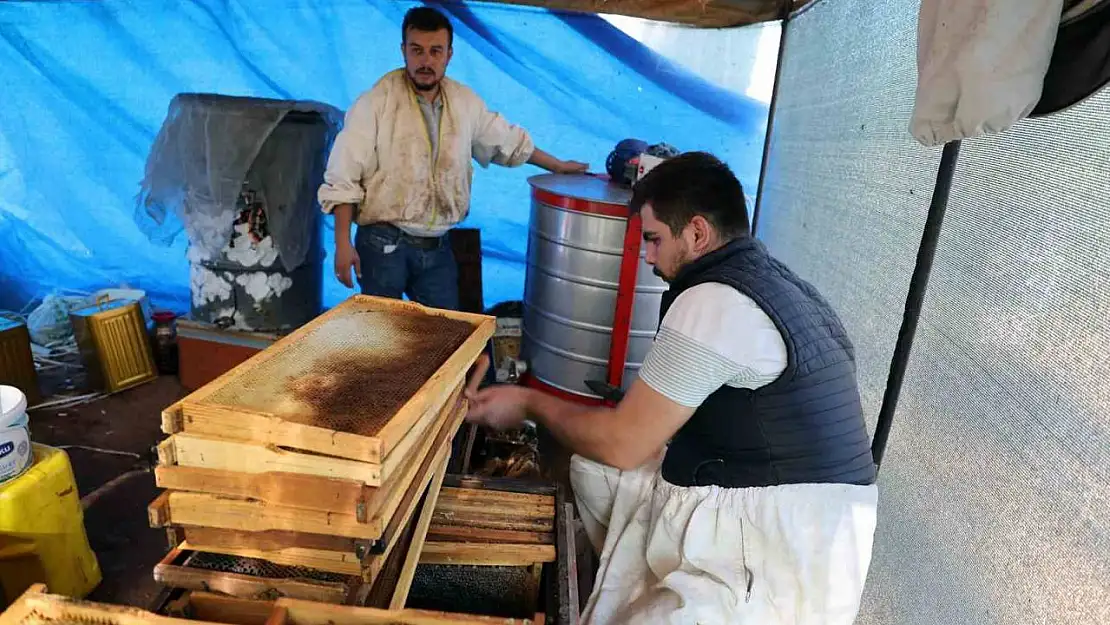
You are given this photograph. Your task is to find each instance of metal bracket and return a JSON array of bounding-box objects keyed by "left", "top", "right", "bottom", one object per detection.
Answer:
[{"left": 585, "top": 379, "right": 625, "bottom": 403}]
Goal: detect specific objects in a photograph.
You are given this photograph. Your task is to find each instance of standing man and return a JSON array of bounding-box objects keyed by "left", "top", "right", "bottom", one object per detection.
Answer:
[
  {"left": 318, "top": 6, "right": 587, "bottom": 310},
  {"left": 465, "top": 152, "right": 879, "bottom": 624}
]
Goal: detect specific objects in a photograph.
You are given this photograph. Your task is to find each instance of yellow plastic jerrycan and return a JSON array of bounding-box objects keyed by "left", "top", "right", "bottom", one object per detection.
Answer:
[{"left": 0, "top": 444, "right": 101, "bottom": 608}]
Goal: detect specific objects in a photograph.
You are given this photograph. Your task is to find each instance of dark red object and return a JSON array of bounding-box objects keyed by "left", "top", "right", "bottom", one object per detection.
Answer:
[
  {"left": 607, "top": 213, "right": 643, "bottom": 392},
  {"left": 151, "top": 311, "right": 179, "bottom": 375}
]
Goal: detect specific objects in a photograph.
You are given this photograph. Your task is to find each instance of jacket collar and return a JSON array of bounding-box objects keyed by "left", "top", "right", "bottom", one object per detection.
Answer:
[{"left": 668, "top": 235, "right": 762, "bottom": 292}]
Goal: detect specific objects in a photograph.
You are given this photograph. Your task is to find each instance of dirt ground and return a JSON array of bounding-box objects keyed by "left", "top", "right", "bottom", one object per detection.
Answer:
[{"left": 28, "top": 375, "right": 188, "bottom": 609}]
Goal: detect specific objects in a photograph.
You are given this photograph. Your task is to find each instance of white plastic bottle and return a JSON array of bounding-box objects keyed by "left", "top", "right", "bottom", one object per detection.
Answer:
[{"left": 0, "top": 385, "right": 33, "bottom": 484}]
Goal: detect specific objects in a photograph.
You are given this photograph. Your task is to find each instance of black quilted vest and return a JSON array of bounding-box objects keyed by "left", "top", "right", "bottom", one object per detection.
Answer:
[{"left": 658, "top": 236, "right": 877, "bottom": 488}]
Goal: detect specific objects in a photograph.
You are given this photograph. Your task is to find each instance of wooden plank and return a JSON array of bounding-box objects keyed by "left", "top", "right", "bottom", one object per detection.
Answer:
[
  {"left": 555, "top": 487, "right": 580, "bottom": 625},
  {"left": 178, "top": 527, "right": 367, "bottom": 575},
  {"left": 418, "top": 543, "right": 556, "bottom": 567},
  {"left": 389, "top": 451, "right": 452, "bottom": 610},
  {"left": 441, "top": 475, "right": 556, "bottom": 496},
  {"left": 0, "top": 584, "right": 43, "bottom": 625},
  {"left": 431, "top": 487, "right": 556, "bottom": 536},
  {"left": 527, "top": 564, "right": 543, "bottom": 616},
  {"left": 148, "top": 491, "right": 171, "bottom": 527},
  {"left": 172, "top": 296, "right": 494, "bottom": 464},
  {"left": 362, "top": 397, "right": 467, "bottom": 585},
  {"left": 160, "top": 491, "right": 378, "bottom": 539},
  {"left": 435, "top": 499, "right": 556, "bottom": 519},
  {"left": 437, "top": 487, "right": 556, "bottom": 510},
  {"left": 264, "top": 606, "right": 289, "bottom": 625},
  {"left": 365, "top": 473, "right": 430, "bottom": 608},
  {"left": 160, "top": 433, "right": 382, "bottom": 487},
  {"left": 2, "top": 585, "right": 536, "bottom": 625},
  {"left": 425, "top": 526, "right": 554, "bottom": 545},
  {"left": 276, "top": 597, "right": 534, "bottom": 625},
  {"left": 180, "top": 539, "right": 362, "bottom": 576},
  {"left": 430, "top": 511, "right": 554, "bottom": 534},
  {"left": 171, "top": 404, "right": 385, "bottom": 465},
  {"left": 154, "top": 560, "right": 351, "bottom": 604},
  {"left": 362, "top": 385, "right": 466, "bottom": 543},
  {"left": 155, "top": 465, "right": 371, "bottom": 517},
  {"left": 2, "top": 586, "right": 207, "bottom": 625},
  {"left": 181, "top": 527, "right": 363, "bottom": 557},
  {"left": 183, "top": 592, "right": 273, "bottom": 625},
  {"left": 166, "top": 526, "right": 183, "bottom": 550}
]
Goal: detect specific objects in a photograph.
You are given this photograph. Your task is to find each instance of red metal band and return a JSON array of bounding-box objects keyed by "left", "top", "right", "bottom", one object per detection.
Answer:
[
  {"left": 606, "top": 212, "right": 643, "bottom": 394},
  {"left": 522, "top": 372, "right": 606, "bottom": 407},
  {"left": 530, "top": 187, "right": 629, "bottom": 218}
]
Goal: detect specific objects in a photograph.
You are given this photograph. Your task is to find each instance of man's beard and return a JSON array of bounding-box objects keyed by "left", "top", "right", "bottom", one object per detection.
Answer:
[
  {"left": 651, "top": 245, "right": 691, "bottom": 283},
  {"left": 409, "top": 68, "right": 440, "bottom": 91}
]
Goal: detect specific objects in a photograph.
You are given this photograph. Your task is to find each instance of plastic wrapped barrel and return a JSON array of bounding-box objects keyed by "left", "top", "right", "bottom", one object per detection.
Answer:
[
  {"left": 521, "top": 174, "right": 667, "bottom": 401},
  {"left": 137, "top": 93, "right": 339, "bottom": 334},
  {"left": 188, "top": 110, "right": 328, "bottom": 332}
]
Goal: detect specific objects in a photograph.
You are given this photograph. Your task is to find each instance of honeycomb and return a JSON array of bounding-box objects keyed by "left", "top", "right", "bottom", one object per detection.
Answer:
[
  {"left": 184, "top": 551, "right": 353, "bottom": 584},
  {"left": 407, "top": 564, "right": 539, "bottom": 618},
  {"left": 202, "top": 305, "right": 476, "bottom": 436}
]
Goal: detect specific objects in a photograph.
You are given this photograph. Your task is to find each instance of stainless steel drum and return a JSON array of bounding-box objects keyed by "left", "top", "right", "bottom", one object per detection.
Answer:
[{"left": 521, "top": 174, "right": 667, "bottom": 399}]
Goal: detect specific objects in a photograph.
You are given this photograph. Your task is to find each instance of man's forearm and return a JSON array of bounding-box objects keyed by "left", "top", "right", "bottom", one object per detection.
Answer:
[
  {"left": 333, "top": 204, "right": 356, "bottom": 247},
  {"left": 523, "top": 389, "right": 629, "bottom": 467},
  {"left": 527, "top": 148, "right": 562, "bottom": 172}
]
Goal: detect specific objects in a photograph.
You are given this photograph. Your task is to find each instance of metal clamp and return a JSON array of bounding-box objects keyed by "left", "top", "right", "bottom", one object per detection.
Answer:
[{"left": 585, "top": 379, "right": 625, "bottom": 403}]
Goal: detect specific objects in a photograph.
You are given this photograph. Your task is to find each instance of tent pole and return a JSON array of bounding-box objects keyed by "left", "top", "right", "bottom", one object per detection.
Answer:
[
  {"left": 871, "top": 140, "right": 962, "bottom": 470},
  {"left": 750, "top": 14, "right": 790, "bottom": 236}
]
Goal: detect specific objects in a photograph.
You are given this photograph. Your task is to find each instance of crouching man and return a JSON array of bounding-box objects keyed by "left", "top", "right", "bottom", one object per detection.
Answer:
[{"left": 465, "top": 151, "right": 879, "bottom": 624}]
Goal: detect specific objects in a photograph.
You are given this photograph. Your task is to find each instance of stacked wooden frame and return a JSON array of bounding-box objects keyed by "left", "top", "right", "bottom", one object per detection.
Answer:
[{"left": 146, "top": 295, "right": 494, "bottom": 607}]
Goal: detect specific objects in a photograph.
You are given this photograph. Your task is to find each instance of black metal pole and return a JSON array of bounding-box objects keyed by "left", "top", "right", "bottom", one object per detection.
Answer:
[
  {"left": 750, "top": 15, "right": 790, "bottom": 236},
  {"left": 871, "top": 140, "right": 962, "bottom": 469}
]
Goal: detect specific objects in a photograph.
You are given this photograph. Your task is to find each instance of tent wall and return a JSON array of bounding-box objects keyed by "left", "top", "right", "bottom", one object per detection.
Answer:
[
  {"left": 0, "top": 0, "right": 770, "bottom": 315},
  {"left": 759, "top": 0, "right": 1110, "bottom": 622}
]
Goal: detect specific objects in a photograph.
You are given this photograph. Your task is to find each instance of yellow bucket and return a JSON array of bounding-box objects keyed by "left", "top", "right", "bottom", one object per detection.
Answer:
[{"left": 0, "top": 444, "right": 101, "bottom": 608}]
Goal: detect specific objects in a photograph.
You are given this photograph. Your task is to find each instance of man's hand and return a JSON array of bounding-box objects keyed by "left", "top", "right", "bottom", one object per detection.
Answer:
[
  {"left": 465, "top": 384, "right": 532, "bottom": 431},
  {"left": 334, "top": 241, "right": 361, "bottom": 289},
  {"left": 528, "top": 149, "right": 589, "bottom": 175},
  {"left": 555, "top": 160, "right": 589, "bottom": 175}
]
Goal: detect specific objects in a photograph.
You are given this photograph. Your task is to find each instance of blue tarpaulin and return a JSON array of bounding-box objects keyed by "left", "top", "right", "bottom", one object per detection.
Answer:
[{"left": 0, "top": 0, "right": 768, "bottom": 314}]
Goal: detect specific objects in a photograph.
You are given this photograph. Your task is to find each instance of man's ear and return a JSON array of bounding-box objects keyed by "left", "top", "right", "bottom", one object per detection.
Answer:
[{"left": 689, "top": 215, "right": 714, "bottom": 253}]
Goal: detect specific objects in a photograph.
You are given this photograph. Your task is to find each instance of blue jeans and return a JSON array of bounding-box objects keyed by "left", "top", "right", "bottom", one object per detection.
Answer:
[{"left": 354, "top": 223, "right": 459, "bottom": 310}]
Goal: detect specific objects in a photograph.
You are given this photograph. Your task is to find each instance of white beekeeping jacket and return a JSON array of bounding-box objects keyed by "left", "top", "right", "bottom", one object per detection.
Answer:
[{"left": 910, "top": 0, "right": 1065, "bottom": 146}]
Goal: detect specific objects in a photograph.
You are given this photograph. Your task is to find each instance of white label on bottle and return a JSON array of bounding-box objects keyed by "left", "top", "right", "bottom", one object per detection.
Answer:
[{"left": 0, "top": 425, "right": 32, "bottom": 483}]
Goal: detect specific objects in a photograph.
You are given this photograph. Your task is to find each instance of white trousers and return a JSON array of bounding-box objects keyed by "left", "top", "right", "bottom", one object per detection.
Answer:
[{"left": 570, "top": 454, "right": 879, "bottom": 624}]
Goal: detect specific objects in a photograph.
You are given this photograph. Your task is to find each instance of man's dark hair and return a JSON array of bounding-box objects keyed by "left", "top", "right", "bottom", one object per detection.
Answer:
[
  {"left": 402, "top": 6, "right": 453, "bottom": 46},
  {"left": 630, "top": 151, "right": 750, "bottom": 240}
]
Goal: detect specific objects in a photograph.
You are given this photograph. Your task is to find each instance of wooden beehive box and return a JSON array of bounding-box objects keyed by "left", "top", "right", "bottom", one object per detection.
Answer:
[
  {"left": 161, "top": 295, "right": 494, "bottom": 463},
  {"left": 148, "top": 295, "right": 494, "bottom": 596},
  {"left": 0, "top": 585, "right": 539, "bottom": 625}
]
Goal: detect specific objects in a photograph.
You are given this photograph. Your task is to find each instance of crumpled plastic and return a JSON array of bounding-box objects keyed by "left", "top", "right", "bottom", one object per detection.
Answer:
[
  {"left": 134, "top": 93, "right": 342, "bottom": 272},
  {"left": 25, "top": 293, "right": 88, "bottom": 346}
]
